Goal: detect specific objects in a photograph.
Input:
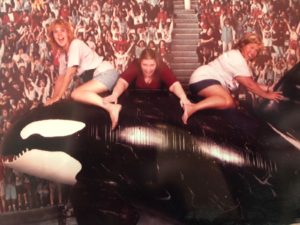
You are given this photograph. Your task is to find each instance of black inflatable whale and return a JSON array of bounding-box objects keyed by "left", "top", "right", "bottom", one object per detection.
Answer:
[{"left": 1, "top": 63, "right": 300, "bottom": 225}]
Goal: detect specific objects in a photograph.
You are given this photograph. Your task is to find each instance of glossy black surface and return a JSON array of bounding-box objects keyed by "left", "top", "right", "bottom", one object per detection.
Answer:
[{"left": 257, "top": 62, "right": 300, "bottom": 140}]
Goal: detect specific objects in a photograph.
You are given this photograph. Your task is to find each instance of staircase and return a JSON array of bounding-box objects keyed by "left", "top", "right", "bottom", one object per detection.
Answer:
[{"left": 171, "top": 0, "right": 199, "bottom": 88}]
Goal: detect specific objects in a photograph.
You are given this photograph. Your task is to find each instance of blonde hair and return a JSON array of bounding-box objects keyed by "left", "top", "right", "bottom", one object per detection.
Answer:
[
  {"left": 234, "top": 33, "right": 263, "bottom": 51},
  {"left": 47, "top": 19, "right": 74, "bottom": 51}
]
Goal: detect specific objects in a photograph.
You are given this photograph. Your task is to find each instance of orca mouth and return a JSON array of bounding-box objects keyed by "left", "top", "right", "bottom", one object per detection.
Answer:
[
  {"left": 3, "top": 148, "right": 82, "bottom": 185},
  {"left": 1, "top": 119, "right": 86, "bottom": 185}
]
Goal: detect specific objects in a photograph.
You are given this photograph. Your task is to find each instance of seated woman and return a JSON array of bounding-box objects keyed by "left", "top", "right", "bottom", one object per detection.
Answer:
[
  {"left": 104, "top": 48, "right": 190, "bottom": 127},
  {"left": 183, "top": 33, "right": 283, "bottom": 124},
  {"left": 46, "top": 19, "right": 121, "bottom": 129}
]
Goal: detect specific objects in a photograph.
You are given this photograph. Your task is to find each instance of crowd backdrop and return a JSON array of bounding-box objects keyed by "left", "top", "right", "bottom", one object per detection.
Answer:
[{"left": 0, "top": 0, "right": 299, "bottom": 213}]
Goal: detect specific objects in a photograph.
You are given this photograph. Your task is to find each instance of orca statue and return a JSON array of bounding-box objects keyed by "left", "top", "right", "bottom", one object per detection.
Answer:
[{"left": 1, "top": 63, "right": 300, "bottom": 225}]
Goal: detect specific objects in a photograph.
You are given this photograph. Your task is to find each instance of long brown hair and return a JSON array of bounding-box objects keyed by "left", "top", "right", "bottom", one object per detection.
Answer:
[
  {"left": 139, "top": 48, "right": 161, "bottom": 67},
  {"left": 47, "top": 19, "right": 74, "bottom": 51}
]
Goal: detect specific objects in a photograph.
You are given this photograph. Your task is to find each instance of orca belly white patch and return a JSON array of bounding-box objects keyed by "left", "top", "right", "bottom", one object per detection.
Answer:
[
  {"left": 20, "top": 119, "right": 86, "bottom": 139},
  {"left": 4, "top": 149, "right": 81, "bottom": 185}
]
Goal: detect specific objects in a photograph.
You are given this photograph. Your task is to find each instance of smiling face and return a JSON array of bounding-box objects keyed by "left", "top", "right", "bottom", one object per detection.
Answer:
[
  {"left": 53, "top": 25, "right": 69, "bottom": 51},
  {"left": 48, "top": 19, "right": 74, "bottom": 52},
  {"left": 140, "top": 59, "right": 157, "bottom": 78},
  {"left": 241, "top": 43, "right": 261, "bottom": 61}
]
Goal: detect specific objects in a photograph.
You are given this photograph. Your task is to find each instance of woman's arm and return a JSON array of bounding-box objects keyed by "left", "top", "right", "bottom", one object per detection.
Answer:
[
  {"left": 104, "top": 78, "right": 129, "bottom": 103},
  {"left": 169, "top": 81, "right": 191, "bottom": 107},
  {"left": 0, "top": 39, "right": 4, "bottom": 63},
  {"left": 235, "top": 76, "right": 283, "bottom": 101},
  {"left": 45, "top": 66, "right": 77, "bottom": 105}
]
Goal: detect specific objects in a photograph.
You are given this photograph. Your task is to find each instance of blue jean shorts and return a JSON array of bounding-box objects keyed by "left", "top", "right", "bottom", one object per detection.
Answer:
[{"left": 93, "top": 68, "right": 119, "bottom": 91}]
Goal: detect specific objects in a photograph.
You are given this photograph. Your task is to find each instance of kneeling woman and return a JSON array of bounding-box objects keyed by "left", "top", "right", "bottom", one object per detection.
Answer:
[
  {"left": 46, "top": 19, "right": 121, "bottom": 129},
  {"left": 183, "top": 33, "right": 283, "bottom": 124},
  {"left": 105, "top": 48, "right": 190, "bottom": 127}
]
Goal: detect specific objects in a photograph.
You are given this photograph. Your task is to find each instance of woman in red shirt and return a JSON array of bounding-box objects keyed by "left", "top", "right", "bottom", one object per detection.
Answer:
[{"left": 104, "top": 48, "right": 190, "bottom": 127}]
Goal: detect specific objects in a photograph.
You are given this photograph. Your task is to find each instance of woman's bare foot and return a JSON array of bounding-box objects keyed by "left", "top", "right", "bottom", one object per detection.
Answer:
[
  {"left": 107, "top": 103, "right": 122, "bottom": 130},
  {"left": 182, "top": 103, "right": 194, "bottom": 125}
]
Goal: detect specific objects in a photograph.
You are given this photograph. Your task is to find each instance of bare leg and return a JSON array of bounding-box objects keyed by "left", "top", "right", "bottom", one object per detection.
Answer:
[
  {"left": 104, "top": 102, "right": 122, "bottom": 130},
  {"left": 182, "top": 85, "right": 235, "bottom": 124},
  {"left": 1, "top": 198, "right": 5, "bottom": 212},
  {"left": 57, "top": 184, "right": 62, "bottom": 205},
  {"left": 71, "top": 80, "right": 122, "bottom": 129}
]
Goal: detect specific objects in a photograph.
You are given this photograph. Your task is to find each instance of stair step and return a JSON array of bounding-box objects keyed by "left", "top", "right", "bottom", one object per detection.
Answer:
[
  {"left": 172, "top": 57, "right": 198, "bottom": 63},
  {"left": 173, "top": 28, "right": 199, "bottom": 34},
  {"left": 171, "top": 45, "right": 197, "bottom": 51},
  {"left": 176, "top": 14, "right": 198, "bottom": 19},
  {"left": 173, "top": 33, "right": 199, "bottom": 39},
  {"left": 176, "top": 75, "right": 191, "bottom": 80},
  {"left": 171, "top": 62, "right": 199, "bottom": 69},
  {"left": 175, "top": 23, "right": 199, "bottom": 29},
  {"left": 174, "top": 4, "right": 197, "bottom": 10},
  {"left": 174, "top": 3, "right": 184, "bottom": 7},
  {"left": 175, "top": 9, "right": 195, "bottom": 14},
  {"left": 171, "top": 0, "right": 199, "bottom": 84},
  {"left": 174, "top": 0, "right": 197, "bottom": 2},
  {"left": 174, "top": 68, "right": 196, "bottom": 73},
  {"left": 174, "top": 2, "right": 197, "bottom": 6},
  {"left": 174, "top": 18, "right": 198, "bottom": 23},
  {"left": 172, "top": 39, "right": 198, "bottom": 45},
  {"left": 174, "top": 0, "right": 197, "bottom": 3},
  {"left": 172, "top": 50, "right": 197, "bottom": 57},
  {"left": 176, "top": 76, "right": 190, "bottom": 83}
]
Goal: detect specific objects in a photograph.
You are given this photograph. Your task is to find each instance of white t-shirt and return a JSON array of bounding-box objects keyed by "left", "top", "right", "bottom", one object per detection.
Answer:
[
  {"left": 59, "top": 39, "right": 106, "bottom": 77},
  {"left": 189, "top": 49, "right": 252, "bottom": 91}
]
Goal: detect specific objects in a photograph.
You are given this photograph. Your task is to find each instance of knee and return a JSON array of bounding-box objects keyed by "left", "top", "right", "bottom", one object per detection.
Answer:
[
  {"left": 71, "top": 90, "right": 79, "bottom": 100},
  {"left": 222, "top": 97, "right": 235, "bottom": 109}
]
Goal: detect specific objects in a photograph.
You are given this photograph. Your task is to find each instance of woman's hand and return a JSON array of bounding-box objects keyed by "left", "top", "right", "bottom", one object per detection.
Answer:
[
  {"left": 104, "top": 94, "right": 118, "bottom": 104},
  {"left": 45, "top": 97, "right": 60, "bottom": 106},
  {"left": 265, "top": 91, "right": 284, "bottom": 102},
  {"left": 236, "top": 76, "right": 284, "bottom": 102},
  {"left": 179, "top": 97, "right": 191, "bottom": 108}
]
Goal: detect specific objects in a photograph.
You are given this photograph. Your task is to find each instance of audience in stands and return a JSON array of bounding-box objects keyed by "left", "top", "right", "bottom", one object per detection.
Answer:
[{"left": 0, "top": 0, "right": 299, "bottom": 212}]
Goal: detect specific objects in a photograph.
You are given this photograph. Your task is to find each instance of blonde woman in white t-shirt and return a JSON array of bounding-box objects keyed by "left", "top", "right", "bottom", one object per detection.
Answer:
[
  {"left": 46, "top": 19, "right": 121, "bottom": 129},
  {"left": 182, "top": 33, "right": 283, "bottom": 124}
]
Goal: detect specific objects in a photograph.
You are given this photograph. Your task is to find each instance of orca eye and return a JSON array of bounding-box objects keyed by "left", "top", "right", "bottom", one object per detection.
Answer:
[{"left": 20, "top": 119, "right": 86, "bottom": 139}]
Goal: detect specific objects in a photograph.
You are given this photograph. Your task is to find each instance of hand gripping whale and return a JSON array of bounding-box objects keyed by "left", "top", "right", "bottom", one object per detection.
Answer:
[{"left": 1, "top": 64, "right": 300, "bottom": 225}]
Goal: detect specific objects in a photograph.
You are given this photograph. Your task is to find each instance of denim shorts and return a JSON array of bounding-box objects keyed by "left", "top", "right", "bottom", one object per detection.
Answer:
[{"left": 93, "top": 68, "right": 119, "bottom": 91}]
